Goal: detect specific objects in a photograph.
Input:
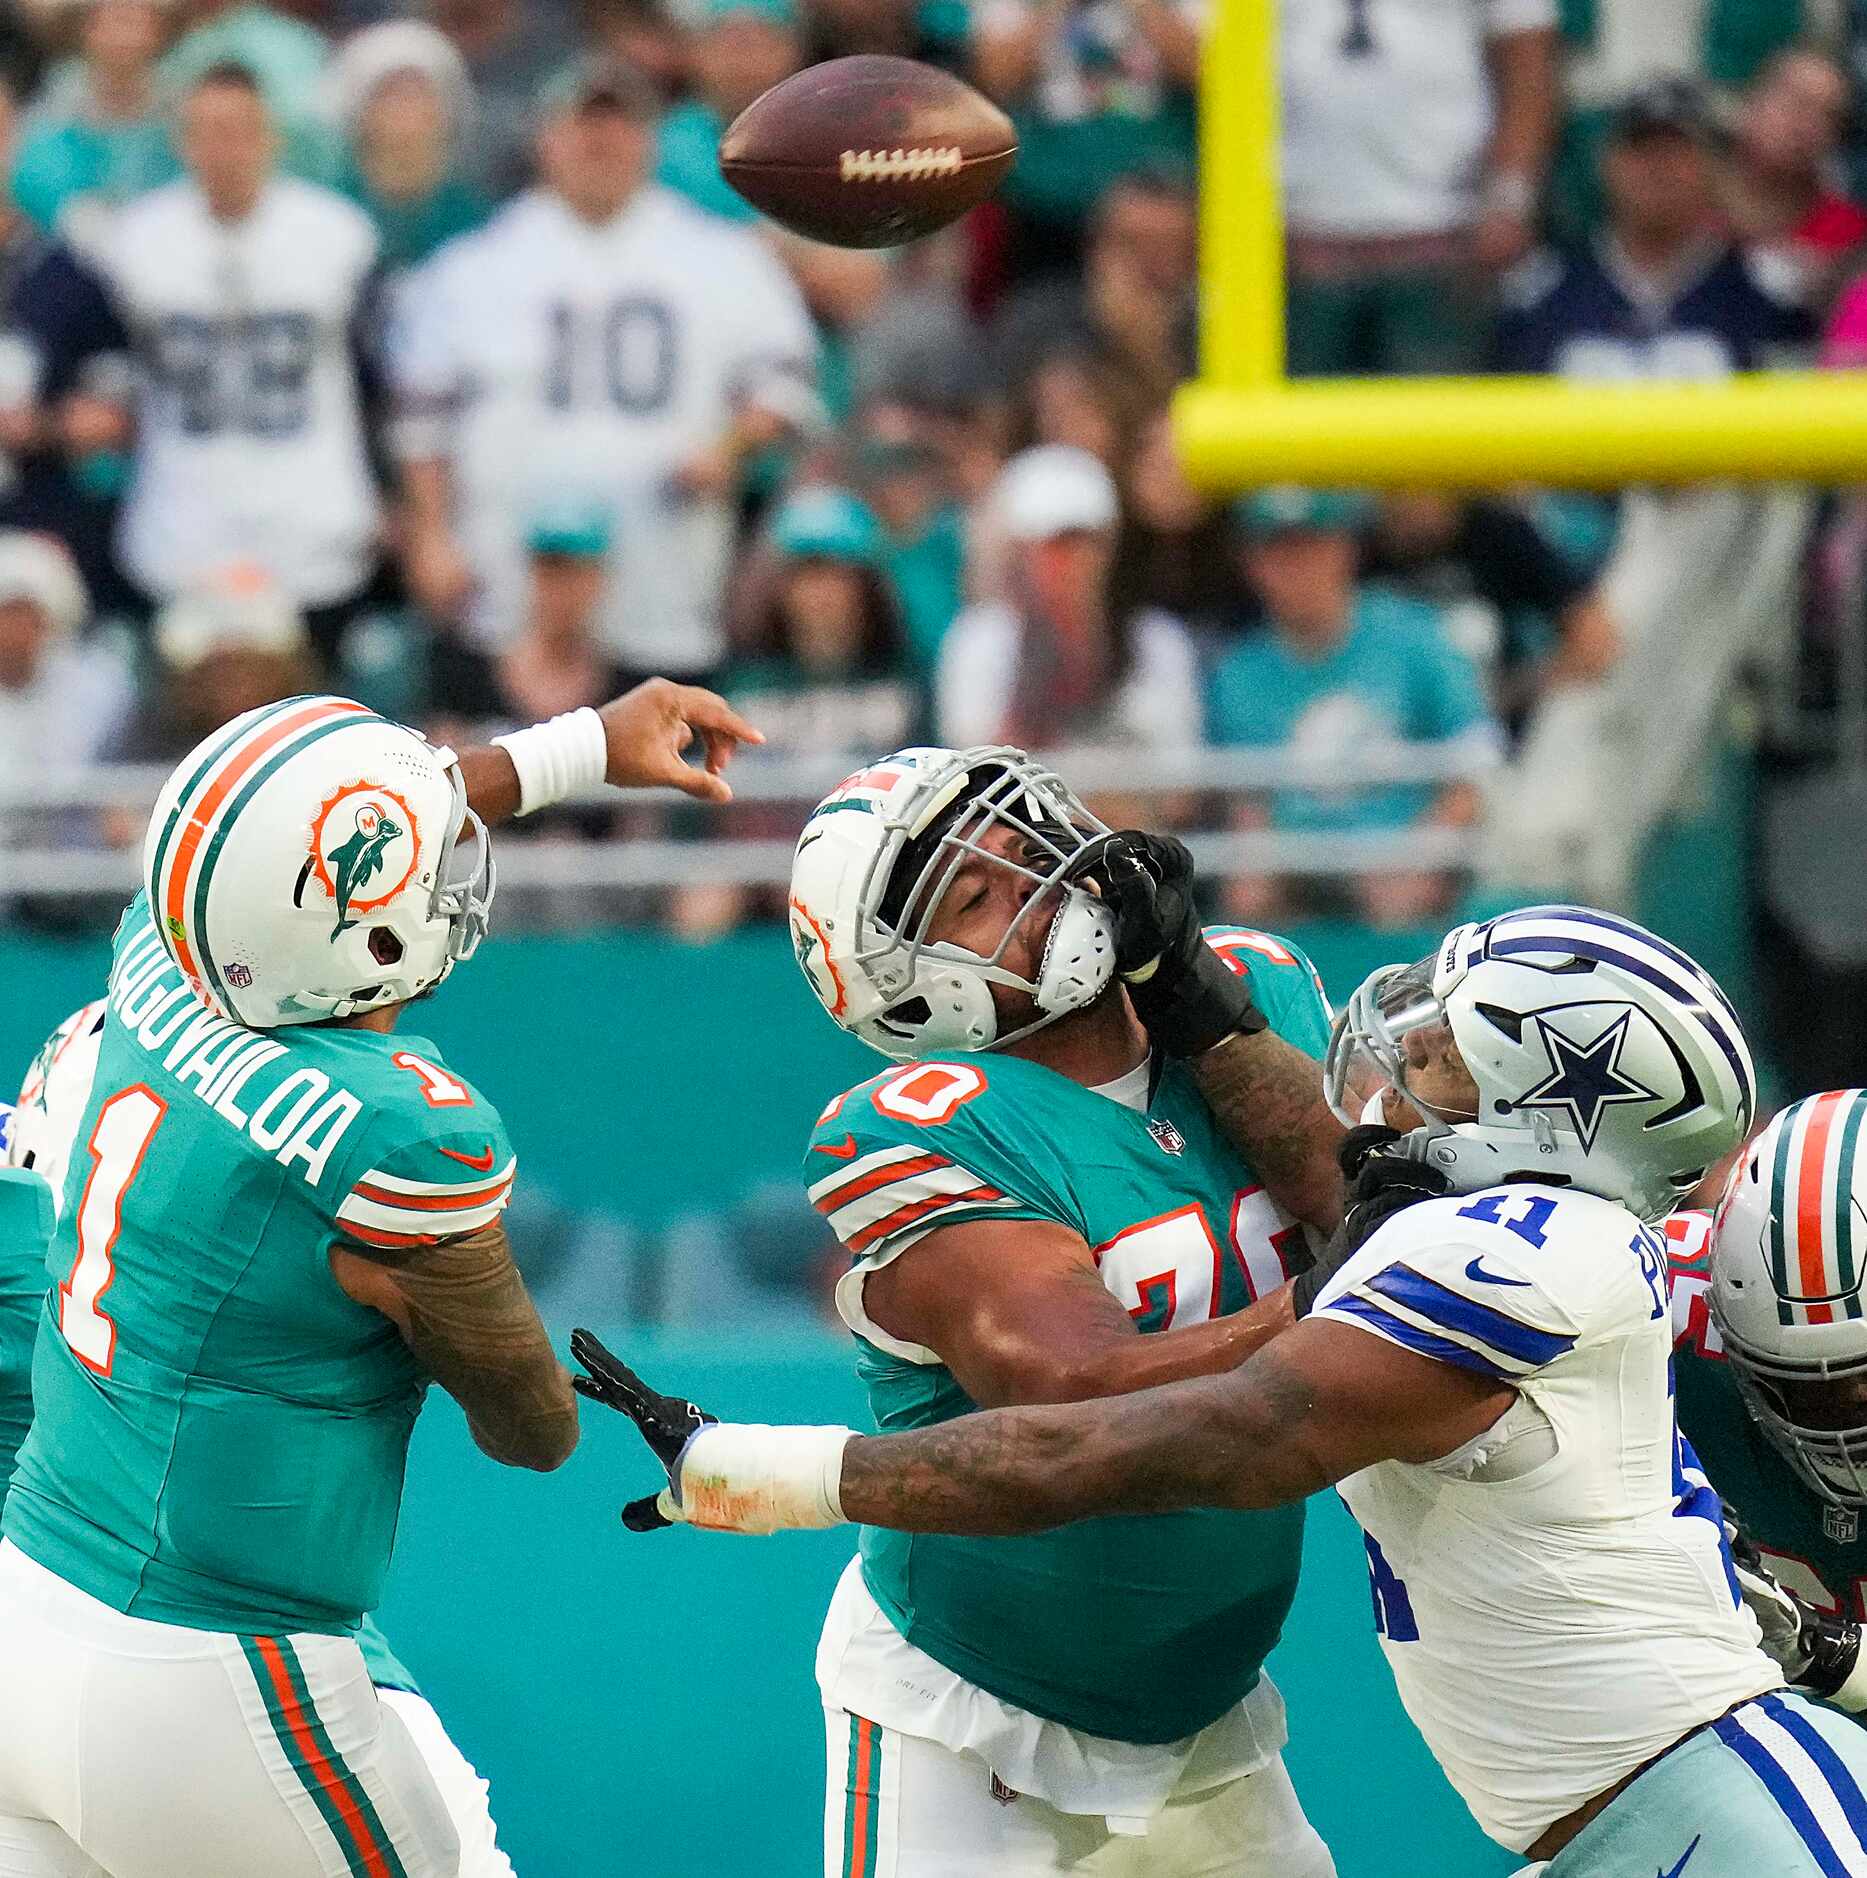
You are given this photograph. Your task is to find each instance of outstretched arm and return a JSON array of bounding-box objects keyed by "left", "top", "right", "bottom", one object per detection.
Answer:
[
  {"left": 457, "top": 679, "right": 765, "bottom": 824},
  {"left": 834, "top": 1320, "right": 1509, "bottom": 1535},
  {"left": 575, "top": 1319, "right": 1513, "bottom": 1535}
]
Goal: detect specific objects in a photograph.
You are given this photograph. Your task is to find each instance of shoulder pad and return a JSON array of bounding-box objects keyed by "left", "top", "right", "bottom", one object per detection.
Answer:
[
  {"left": 332, "top": 1047, "right": 514, "bottom": 1250},
  {"left": 1316, "top": 1186, "right": 1654, "bottom": 1381},
  {"left": 805, "top": 1057, "right": 1072, "bottom": 1255},
  {"left": 1204, "top": 926, "right": 1334, "bottom": 1049}
]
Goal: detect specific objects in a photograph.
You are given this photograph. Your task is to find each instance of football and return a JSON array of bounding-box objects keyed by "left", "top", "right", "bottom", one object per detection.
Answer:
[{"left": 718, "top": 55, "right": 1017, "bottom": 250}]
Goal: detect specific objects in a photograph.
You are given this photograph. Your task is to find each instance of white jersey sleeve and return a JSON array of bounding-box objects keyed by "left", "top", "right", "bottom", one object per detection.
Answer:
[{"left": 1312, "top": 1183, "right": 1665, "bottom": 1384}]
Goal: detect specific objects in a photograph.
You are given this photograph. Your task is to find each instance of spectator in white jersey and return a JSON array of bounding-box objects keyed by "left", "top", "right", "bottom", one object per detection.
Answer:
[
  {"left": 42, "top": 62, "right": 392, "bottom": 666},
  {"left": 393, "top": 57, "right": 817, "bottom": 688},
  {"left": 1281, "top": 0, "right": 1560, "bottom": 377}
]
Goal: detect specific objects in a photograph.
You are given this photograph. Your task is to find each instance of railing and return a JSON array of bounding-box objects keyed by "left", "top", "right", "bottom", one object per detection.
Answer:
[{"left": 0, "top": 740, "right": 1496, "bottom": 900}]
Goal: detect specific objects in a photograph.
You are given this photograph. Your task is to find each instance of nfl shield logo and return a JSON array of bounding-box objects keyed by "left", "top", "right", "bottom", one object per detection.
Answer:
[
  {"left": 1826, "top": 1505, "right": 1860, "bottom": 1545},
  {"left": 1148, "top": 1118, "right": 1185, "bottom": 1156}
]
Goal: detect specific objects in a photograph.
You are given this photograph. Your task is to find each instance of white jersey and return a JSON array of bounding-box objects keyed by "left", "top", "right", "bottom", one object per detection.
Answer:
[
  {"left": 1281, "top": 0, "right": 1557, "bottom": 238},
  {"left": 391, "top": 187, "right": 816, "bottom": 672},
  {"left": 1311, "top": 1184, "right": 1781, "bottom": 1853},
  {"left": 105, "top": 178, "right": 384, "bottom": 606}
]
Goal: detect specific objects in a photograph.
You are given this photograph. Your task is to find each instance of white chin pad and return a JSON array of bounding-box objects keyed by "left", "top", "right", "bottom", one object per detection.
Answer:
[{"left": 1035, "top": 889, "right": 1117, "bottom": 1018}]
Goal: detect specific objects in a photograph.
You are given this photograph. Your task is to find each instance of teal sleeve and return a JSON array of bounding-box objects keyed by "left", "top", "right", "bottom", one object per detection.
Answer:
[
  {"left": 1203, "top": 927, "right": 1334, "bottom": 1059},
  {"left": 805, "top": 1060, "right": 1085, "bottom": 1257},
  {"left": 0, "top": 1170, "right": 55, "bottom": 1494}
]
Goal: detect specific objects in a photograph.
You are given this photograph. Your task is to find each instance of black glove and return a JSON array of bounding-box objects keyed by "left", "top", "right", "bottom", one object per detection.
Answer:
[
  {"left": 1726, "top": 1509, "right": 1867, "bottom": 1707},
  {"left": 569, "top": 1328, "right": 717, "bottom": 1532},
  {"left": 1291, "top": 1126, "right": 1454, "bottom": 1316},
  {"left": 1800, "top": 1606, "right": 1867, "bottom": 1706},
  {"left": 1074, "top": 831, "right": 1267, "bottom": 1059}
]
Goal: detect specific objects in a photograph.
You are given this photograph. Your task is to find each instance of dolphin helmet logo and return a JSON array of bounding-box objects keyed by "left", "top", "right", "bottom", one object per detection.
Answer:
[{"left": 307, "top": 782, "right": 421, "bottom": 941}]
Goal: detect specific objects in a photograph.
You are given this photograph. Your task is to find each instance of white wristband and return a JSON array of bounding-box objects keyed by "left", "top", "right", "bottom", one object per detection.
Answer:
[
  {"left": 669, "top": 1423, "right": 854, "bottom": 1534},
  {"left": 490, "top": 707, "right": 607, "bottom": 817}
]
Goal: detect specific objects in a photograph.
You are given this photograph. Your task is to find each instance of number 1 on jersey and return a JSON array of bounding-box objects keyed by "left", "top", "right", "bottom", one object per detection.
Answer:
[{"left": 62, "top": 1085, "right": 167, "bottom": 1376}]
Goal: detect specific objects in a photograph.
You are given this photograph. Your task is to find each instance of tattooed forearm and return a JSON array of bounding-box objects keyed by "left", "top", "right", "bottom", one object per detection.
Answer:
[
  {"left": 1191, "top": 1031, "right": 1346, "bottom": 1231},
  {"left": 836, "top": 1343, "right": 1329, "bottom": 1536},
  {"left": 334, "top": 1222, "right": 578, "bottom": 1470}
]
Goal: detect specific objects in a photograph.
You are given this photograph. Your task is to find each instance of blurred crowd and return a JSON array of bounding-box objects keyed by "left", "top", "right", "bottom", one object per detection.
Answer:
[{"left": 0, "top": 0, "right": 1861, "bottom": 940}]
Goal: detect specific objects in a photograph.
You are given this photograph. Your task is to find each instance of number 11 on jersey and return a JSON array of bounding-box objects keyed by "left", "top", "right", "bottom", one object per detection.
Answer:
[{"left": 61, "top": 1085, "right": 167, "bottom": 1375}]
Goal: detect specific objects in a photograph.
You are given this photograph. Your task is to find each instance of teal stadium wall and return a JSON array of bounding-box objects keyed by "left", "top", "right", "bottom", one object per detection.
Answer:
[{"left": 3, "top": 890, "right": 1742, "bottom": 1876}]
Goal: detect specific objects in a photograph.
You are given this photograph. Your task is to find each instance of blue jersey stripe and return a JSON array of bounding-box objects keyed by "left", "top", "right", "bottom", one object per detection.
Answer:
[
  {"left": 1761, "top": 1694, "right": 1867, "bottom": 1858},
  {"left": 1715, "top": 1710, "right": 1854, "bottom": 1878},
  {"left": 1318, "top": 1294, "right": 1515, "bottom": 1381},
  {"left": 1363, "top": 1263, "right": 1575, "bottom": 1368}
]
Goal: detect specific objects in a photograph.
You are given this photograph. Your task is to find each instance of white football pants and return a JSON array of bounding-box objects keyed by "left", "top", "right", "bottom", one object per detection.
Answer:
[
  {"left": 0, "top": 1541, "right": 513, "bottom": 1877},
  {"left": 823, "top": 1706, "right": 1337, "bottom": 1878}
]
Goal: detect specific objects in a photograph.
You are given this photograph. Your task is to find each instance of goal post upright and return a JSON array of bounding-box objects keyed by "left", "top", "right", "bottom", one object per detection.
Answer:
[{"left": 1174, "top": 0, "right": 1867, "bottom": 491}]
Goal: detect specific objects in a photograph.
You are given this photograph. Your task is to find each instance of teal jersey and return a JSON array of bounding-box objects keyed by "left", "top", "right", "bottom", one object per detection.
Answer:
[
  {"left": 0, "top": 1090, "right": 421, "bottom": 1693},
  {"left": 1669, "top": 1214, "right": 1867, "bottom": 1623},
  {"left": 0, "top": 1167, "right": 54, "bottom": 1499},
  {"left": 3, "top": 895, "right": 516, "bottom": 1638},
  {"left": 806, "top": 927, "right": 1333, "bottom": 1744}
]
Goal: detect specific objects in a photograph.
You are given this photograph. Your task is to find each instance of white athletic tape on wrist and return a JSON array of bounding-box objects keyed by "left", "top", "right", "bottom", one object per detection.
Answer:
[
  {"left": 490, "top": 707, "right": 607, "bottom": 816},
  {"left": 668, "top": 1423, "right": 853, "bottom": 1534}
]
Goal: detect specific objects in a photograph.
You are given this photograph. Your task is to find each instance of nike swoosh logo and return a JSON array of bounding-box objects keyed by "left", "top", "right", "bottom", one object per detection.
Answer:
[
  {"left": 813, "top": 1135, "right": 859, "bottom": 1160},
  {"left": 1464, "top": 1256, "right": 1533, "bottom": 1288},
  {"left": 1659, "top": 1834, "right": 1701, "bottom": 1878},
  {"left": 438, "top": 1142, "right": 498, "bottom": 1172}
]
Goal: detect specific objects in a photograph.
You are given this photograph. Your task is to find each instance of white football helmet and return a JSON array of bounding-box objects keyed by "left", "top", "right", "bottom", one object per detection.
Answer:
[
  {"left": 142, "top": 696, "right": 495, "bottom": 1030},
  {"left": 1324, "top": 904, "right": 1755, "bottom": 1222},
  {"left": 7, "top": 998, "right": 106, "bottom": 1207},
  {"left": 788, "top": 746, "right": 1117, "bottom": 1059},
  {"left": 1712, "top": 1092, "right": 1867, "bottom": 1507}
]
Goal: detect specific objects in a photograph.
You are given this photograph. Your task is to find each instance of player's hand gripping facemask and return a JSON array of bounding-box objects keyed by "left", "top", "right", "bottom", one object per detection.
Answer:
[{"left": 1070, "top": 831, "right": 1268, "bottom": 1058}]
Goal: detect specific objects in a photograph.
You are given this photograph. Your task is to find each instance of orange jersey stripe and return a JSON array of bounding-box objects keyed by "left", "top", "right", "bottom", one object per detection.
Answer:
[
  {"left": 814, "top": 1152, "right": 951, "bottom": 1216},
  {"left": 164, "top": 700, "right": 367, "bottom": 978},
  {"left": 338, "top": 1221, "right": 441, "bottom": 1250},
  {"left": 252, "top": 1637, "right": 393, "bottom": 1878},
  {"left": 350, "top": 1174, "right": 514, "bottom": 1214},
  {"left": 846, "top": 1183, "right": 1003, "bottom": 1255},
  {"left": 1797, "top": 1091, "right": 1847, "bottom": 1325}
]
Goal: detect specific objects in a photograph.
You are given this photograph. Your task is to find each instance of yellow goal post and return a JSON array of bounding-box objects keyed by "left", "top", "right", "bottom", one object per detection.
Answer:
[{"left": 1174, "top": 0, "right": 1867, "bottom": 490}]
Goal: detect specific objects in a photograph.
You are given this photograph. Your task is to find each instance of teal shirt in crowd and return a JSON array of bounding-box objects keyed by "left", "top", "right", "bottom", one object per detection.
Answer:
[
  {"left": 336, "top": 163, "right": 491, "bottom": 271},
  {"left": 12, "top": 107, "right": 181, "bottom": 237},
  {"left": 1206, "top": 587, "right": 1489, "bottom": 833},
  {"left": 655, "top": 100, "right": 755, "bottom": 224}
]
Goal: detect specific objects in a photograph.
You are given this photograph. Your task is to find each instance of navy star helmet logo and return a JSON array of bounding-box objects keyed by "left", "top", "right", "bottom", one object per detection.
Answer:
[{"left": 1514, "top": 1010, "right": 1661, "bottom": 1152}]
